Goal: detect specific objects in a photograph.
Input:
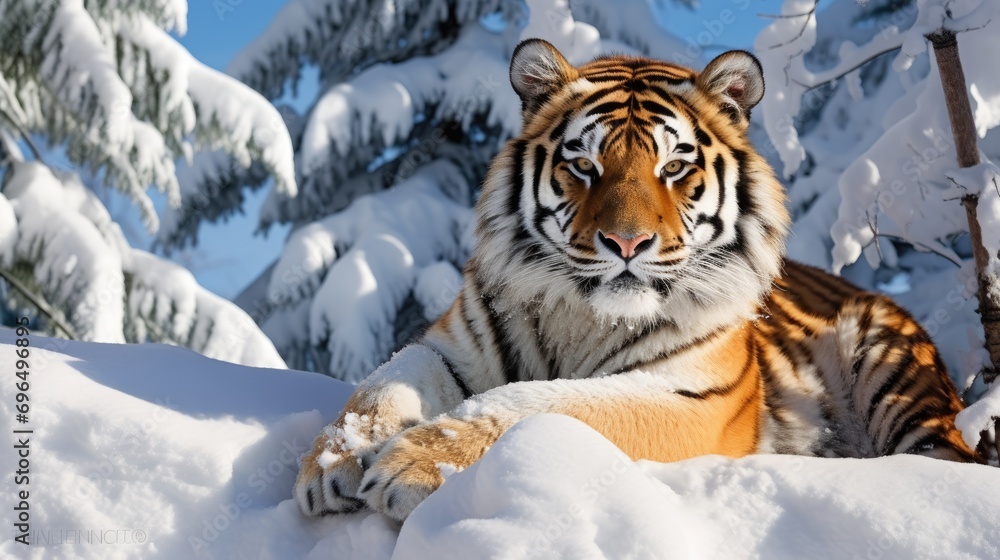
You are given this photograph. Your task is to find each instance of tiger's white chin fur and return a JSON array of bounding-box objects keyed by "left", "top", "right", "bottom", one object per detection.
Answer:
[{"left": 587, "top": 284, "right": 664, "bottom": 322}]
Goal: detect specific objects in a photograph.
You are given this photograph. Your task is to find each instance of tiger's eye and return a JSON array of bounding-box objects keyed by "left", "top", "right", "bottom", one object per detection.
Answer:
[
  {"left": 575, "top": 158, "right": 594, "bottom": 172},
  {"left": 663, "top": 160, "right": 684, "bottom": 176}
]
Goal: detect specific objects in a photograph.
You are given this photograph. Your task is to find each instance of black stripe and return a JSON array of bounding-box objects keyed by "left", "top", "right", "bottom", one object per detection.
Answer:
[
  {"left": 590, "top": 319, "right": 671, "bottom": 374},
  {"left": 560, "top": 208, "right": 578, "bottom": 233},
  {"left": 564, "top": 138, "right": 584, "bottom": 152},
  {"left": 518, "top": 240, "right": 547, "bottom": 264},
  {"left": 587, "top": 100, "right": 628, "bottom": 116},
  {"left": 635, "top": 72, "right": 690, "bottom": 86},
  {"left": 649, "top": 257, "right": 687, "bottom": 268},
  {"left": 459, "top": 295, "right": 486, "bottom": 357},
  {"left": 578, "top": 121, "right": 600, "bottom": 139},
  {"left": 731, "top": 149, "right": 753, "bottom": 215},
  {"left": 713, "top": 154, "right": 727, "bottom": 212},
  {"left": 532, "top": 144, "right": 547, "bottom": 199},
  {"left": 614, "top": 326, "right": 728, "bottom": 374},
  {"left": 695, "top": 213, "right": 724, "bottom": 242},
  {"left": 639, "top": 99, "right": 676, "bottom": 118},
  {"left": 476, "top": 281, "right": 520, "bottom": 385},
  {"left": 759, "top": 307, "right": 816, "bottom": 367},
  {"left": 793, "top": 263, "right": 858, "bottom": 304},
  {"left": 550, "top": 112, "right": 572, "bottom": 141},
  {"left": 694, "top": 126, "right": 712, "bottom": 146},
  {"left": 627, "top": 129, "right": 653, "bottom": 152},
  {"left": 885, "top": 402, "right": 934, "bottom": 453},
  {"left": 694, "top": 146, "right": 706, "bottom": 170},
  {"left": 767, "top": 297, "right": 816, "bottom": 338},
  {"left": 864, "top": 351, "right": 914, "bottom": 423},
  {"left": 647, "top": 85, "right": 675, "bottom": 105},
  {"left": 715, "top": 225, "right": 752, "bottom": 268},
  {"left": 690, "top": 183, "right": 705, "bottom": 202},
  {"left": 580, "top": 87, "right": 617, "bottom": 108},
  {"left": 507, "top": 140, "right": 527, "bottom": 215},
  {"left": 567, "top": 254, "right": 601, "bottom": 266},
  {"left": 874, "top": 369, "right": 924, "bottom": 442},
  {"left": 511, "top": 222, "right": 532, "bottom": 242},
  {"left": 435, "top": 349, "right": 473, "bottom": 399},
  {"left": 587, "top": 74, "right": 633, "bottom": 83},
  {"left": 677, "top": 335, "right": 757, "bottom": 399}
]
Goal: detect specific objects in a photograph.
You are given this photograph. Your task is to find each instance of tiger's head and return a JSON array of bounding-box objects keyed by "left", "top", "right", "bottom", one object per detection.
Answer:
[{"left": 476, "top": 40, "right": 790, "bottom": 326}]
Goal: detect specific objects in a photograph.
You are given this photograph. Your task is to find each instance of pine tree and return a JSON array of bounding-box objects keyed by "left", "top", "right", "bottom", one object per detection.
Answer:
[{"left": 0, "top": 0, "right": 293, "bottom": 367}]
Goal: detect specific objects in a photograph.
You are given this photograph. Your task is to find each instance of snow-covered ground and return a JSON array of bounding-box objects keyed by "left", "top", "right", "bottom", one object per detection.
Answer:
[{"left": 2, "top": 328, "right": 999, "bottom": 559}]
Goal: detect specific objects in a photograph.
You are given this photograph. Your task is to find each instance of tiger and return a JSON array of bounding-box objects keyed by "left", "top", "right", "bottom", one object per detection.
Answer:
[{"left": 294, "top": 39, "right": 980, "bottom": 522}]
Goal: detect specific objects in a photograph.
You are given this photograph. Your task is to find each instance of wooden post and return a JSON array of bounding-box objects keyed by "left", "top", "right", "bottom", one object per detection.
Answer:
[{"left": 928, "top": 29, "right": 1000, "bottom": 460}]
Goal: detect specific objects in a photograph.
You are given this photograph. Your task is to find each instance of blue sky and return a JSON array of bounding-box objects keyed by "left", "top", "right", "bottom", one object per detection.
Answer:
[{"left": 172, "top": 0, "right": 782, "bottom": 299}]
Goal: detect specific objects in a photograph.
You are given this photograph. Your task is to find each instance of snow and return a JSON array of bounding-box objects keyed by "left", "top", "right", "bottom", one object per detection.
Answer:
[
  {"left": 957, "top": 382, "right": 1000, "bottom": 448},
  {"left": 0, "top": 0, "right": 296, "bottom": 232},
  {"left": 122, "top": 18, "right": 296, "bottom": 198},
  {"left": 291, "top": 24, "right": 518, "bottom": 205},
  {"left": 127, "top": 250, "right": 287, "bottom": 369},
  {"left": 5, "top": 329, "right": 999, "bottom": 559},
  {"left": 38, "top": 0, "right": 179, "bottom": 229},
  {"left": 228, "top": 0, "right": 512, "bottom": 100},
  {"left": 4, "top": 162, "right": 127, "bottom": 342},
  {"left": 264, "top": 161, "right": 473, "bottom": 380},
  {"left": 413, "top": 262, "right": 463, "bottom": 322},
  {"left": 0, "top": 162, "right": 284, "bottom": 367},
  {"left": 0, "top": 193, "right": 17, "bottom": 266}
]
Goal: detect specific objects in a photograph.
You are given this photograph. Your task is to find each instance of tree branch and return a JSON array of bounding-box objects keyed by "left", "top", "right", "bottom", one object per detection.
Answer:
[
  {"left": 0, "top": 268, "right": 77, "bottom": 339},
  {"left": 929, "top": 27, "right": 1000, "bottom": 463}
]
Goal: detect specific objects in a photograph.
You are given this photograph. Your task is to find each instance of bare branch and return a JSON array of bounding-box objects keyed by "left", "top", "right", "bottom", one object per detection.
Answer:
[
  {"left": 761, "top": 0, "right": 819, "bottom": 51},
  {"left": 0, "top": 268, "right": 78, "bottom": 339}
]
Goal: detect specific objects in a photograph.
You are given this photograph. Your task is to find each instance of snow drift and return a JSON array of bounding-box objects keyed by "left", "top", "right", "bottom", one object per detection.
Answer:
[{"left": 1, "top": 329, "right": 998, "bottom": 559}]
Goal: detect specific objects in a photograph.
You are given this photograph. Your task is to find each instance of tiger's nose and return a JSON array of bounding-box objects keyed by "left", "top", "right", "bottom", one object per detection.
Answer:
[{"left": 598, "top": 231, "right": 654, "bottom": 259}]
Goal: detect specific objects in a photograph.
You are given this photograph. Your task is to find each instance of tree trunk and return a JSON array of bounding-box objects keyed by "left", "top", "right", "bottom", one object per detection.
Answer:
[{"left": 928, "top": 29, "right": 1000, "bottom": 461}]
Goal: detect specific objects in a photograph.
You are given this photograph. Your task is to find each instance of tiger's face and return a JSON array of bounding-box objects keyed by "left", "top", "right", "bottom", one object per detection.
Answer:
[{"left": 477, "top": 40, "right": 789, "bottom": 324}]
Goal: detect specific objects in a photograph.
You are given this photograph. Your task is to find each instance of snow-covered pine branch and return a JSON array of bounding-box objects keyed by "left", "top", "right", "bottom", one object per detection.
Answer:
[
  {"left": 229, "top": 0, "right": 521, "bottom": 100},
  {"left": 262, "top": 160, "right": 473, "bottom": 380},
  {"left": 0, "top": 162, "right": 286, "bottom": 368},
  {"left": 0, "top": 0, "right": 294, "bottom": 368},
  {"left": 0, "top": 0, "right": 295, "bottom": 230},
  {"left": 265, "top": 25, "right": 517, "bottom": 228}
]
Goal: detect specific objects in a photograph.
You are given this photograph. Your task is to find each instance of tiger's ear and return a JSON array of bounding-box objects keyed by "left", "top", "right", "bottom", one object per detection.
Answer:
[
  {"left": 510, "top": 39, "right": 578, "bottom": 113},
  {"left": 696, "top": 50, "right": 764, "bottom": 125}
]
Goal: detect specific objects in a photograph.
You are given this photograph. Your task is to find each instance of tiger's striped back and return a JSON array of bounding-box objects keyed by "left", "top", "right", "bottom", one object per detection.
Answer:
[{"left": 756, "top": 261, "right": 977, "bottom": 461}]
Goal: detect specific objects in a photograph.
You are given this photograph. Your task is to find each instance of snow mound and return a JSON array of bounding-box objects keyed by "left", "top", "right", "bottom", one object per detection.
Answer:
[
  {"left": 2, "top": 330, "right": 998, "bottom": 559},
  {"left": 402, "top": 414, "right": 1000, "bottom": 559}
]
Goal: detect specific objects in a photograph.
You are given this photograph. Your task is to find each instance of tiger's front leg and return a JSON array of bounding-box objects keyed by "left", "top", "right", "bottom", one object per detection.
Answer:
[
  {"left": 358, "top": 367, "right": 763, "bottom": 521},
  {"left": 294, "top": 344, "right": 470, "bottom": 516}
]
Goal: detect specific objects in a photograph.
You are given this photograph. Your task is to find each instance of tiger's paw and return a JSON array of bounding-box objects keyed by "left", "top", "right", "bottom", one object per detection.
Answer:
[
  {"left": 357, "top": 417, "right": 503, "bottom": 521},
  {"left": 294, "top": 412, "right": 397, "bottom": 516},
  {"left": 294, "top": 444, "right": 368, "bottom": 516}
]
